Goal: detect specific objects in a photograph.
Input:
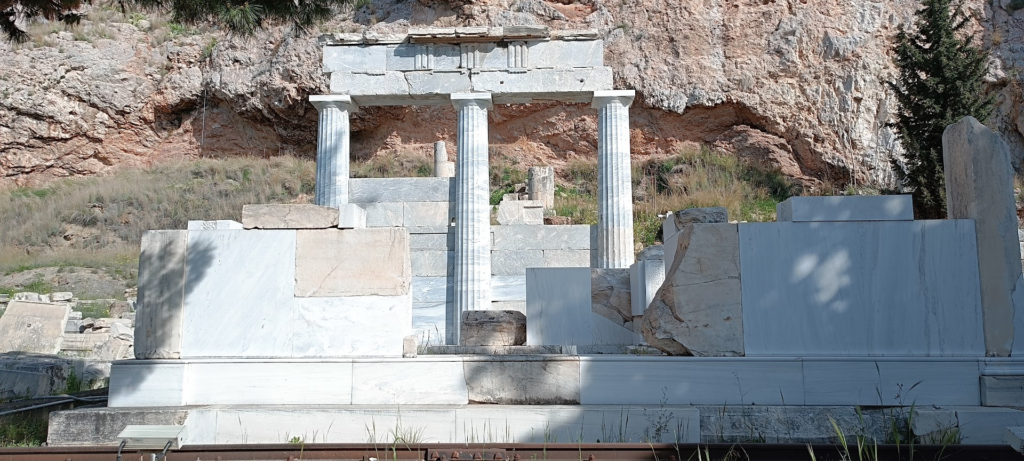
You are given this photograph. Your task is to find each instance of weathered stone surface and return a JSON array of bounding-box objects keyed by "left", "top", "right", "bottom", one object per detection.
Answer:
[
  {"left": 944, "top": 116, "right": 1024, "bottom": 357},
  {"left": 0, "top": 352, "right": 78, "bottom": 400},
  {"left": 410, "top": 232, "right": 453, "bottom": 250},
  {"left": 50, "top": 292, "right": 73, "bottom": 302},
  {"left": 60, "top": 333, "right": 109, "bottom": 352},
  {"left": 187, "top": 220, "right": 244, "bottom": 230},
  {"left": 776, "top": 196, "right": 913, "bottom": 222},
  {"left": 0, "top": 301, "right": 70, "bottom": 354},
  {"left": 402, "top": 335, "right": 418, "bottom": 358},
  {"left": 410, "top": 250, "right": 453, "bottom": 277},
  {"left": 591, "top": 269, "right": 632, "bottom": 327},
  {"left": 496, "top": 199, "right": 544, "bottom": 225},
  {"left": 461, "top": 310, "right": 526, "bottom": 346},
  {"left": 463, "top": 358, "right": 580, "bottom": 404},
  {"left": 542, "top": 249, "right": 595, "bottom": 268},
  {"left": 363, "top": 202, "right": 405, "bottom": 227},
  {"left": 295, "top": 228, "right": 411, "bottom": 297},
  {"left": 93, "top": 337, "right": 134, "bottom": 361},
  {"left": 338, "top": 204, "right": 366, "bottom": 229},
  {"left": 242, "top": 204, "right": 339, "bottom": 229},
  {"left": 491, "top": 249, "right": 544, "bottom": 276},
  {"left": 426, "top": 345, "right": 576, "bottom": 355},
  {"left": 404, "top": 201, "right": 452, "bottom": 227},
  {"left": 493, "top": 225, "right": 594, "bottom": 250},
  {"left": 981, "top": 376, "right": 1024, "bottom": 407},
  {"left": 664, "top": 208, "right": 728, "bottom": 274},
  {"left": 349, "top": 178, "right": 454, "bottom": 203},
  {"left": 641, "top": 223, "right": 743, "bottom": 356},
  {"left": 527, "top": 166, "right": 555, "bottom": 209},
  {"left": 110, "top": 322, "right": 134, "bottom": 341},
  {"left": 48, "top": 408, "right": 189, "bottom": 446}
]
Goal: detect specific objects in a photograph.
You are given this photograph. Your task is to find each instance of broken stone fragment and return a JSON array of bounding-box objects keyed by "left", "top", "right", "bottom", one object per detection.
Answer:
[{"left": 460, "top": 310, "right": 526, "bottom": 346}]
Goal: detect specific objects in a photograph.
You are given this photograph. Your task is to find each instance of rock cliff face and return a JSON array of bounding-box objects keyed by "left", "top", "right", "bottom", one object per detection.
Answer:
[{"left": 0, "top": 0, "right": 1022, "bottom": 188}]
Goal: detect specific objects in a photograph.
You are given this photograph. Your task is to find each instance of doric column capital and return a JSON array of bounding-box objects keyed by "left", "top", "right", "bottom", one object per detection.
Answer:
[
  {"left": 310, "top": 94, "right": 359, "bottom": 112},
  {"left": 451, "top": 93, "right": 493, "bottom": 111},
  {"left": 591, "top": 90, "right": 635, "bottom": 109}
]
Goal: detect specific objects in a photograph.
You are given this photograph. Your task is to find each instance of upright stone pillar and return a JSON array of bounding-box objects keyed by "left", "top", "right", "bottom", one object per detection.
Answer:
[
  {"left": 451, "top": 93, "right": 493, "bottom": 345},
  {"left": 309, "top": 95, "right": 357, "bottom": 207},
  {"left": 528, "top": 166, "right": 555, "bottom": 210},
  {"left": 943, "top": 116, "right": 1024, "bottom": 357},
  {"left": 434, "top": 141, "right": 455, "bottom": 178},
  {"left": 593, "top": 90, "right": 636, "bottom": 269}
]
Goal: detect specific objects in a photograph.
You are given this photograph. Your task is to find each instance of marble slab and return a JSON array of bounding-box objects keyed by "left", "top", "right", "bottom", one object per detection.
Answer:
[
  {"left": 492, "top": 275, "right": 527, "bottom": 301},
  {"left": 295, "top": 228, "right": 411, "bottom": 297},
  {"left": 463, "top": 357, "right": 580, "bottom": 404},
  {"left": 412, "top": 277, "right": 452, "bottom": 303},
  {"left": 543, "top": 249, "right": 595, "bottom": 267},
  {"left": 351, "top": 360, "right": 468, "bottom": 404},
  {"left": 455, "top": 405, "right": 699, "bottom": 444},
  {"left": 526, "top": 268, "right": 592, "bottom": 346},
  {"left": 134, "top": 230, "right": 187, "bottom": 359},
  {"left": 775, "top": 195, "right": 914, "bottom": 222},
  {"left": 410, "top": 250, "right": 453, "bottom": 277},
  {"left": 180, "top": 230, "right": 297, "bottom": 358},
  {"left": 0, "top": 301, "right": 69, "bottom": 354},
  {"left": 413, "top": 301, "right": 448, "bottom": 345},
  {"left": 185, "top": 361, "right": 354, "bottom": 405},
  {"left": 363, "top": 202, "right": 404, "bottom": 227},
  {"left": 802, "top": 359, "right": 981, "bottom": 405},
  {"left": 186, "top": 220, "right": 243, "bottom": 230},
  {"left": 292, "top": 295, "right": 411, "bottom": 357},
  {"left": 527, "top": 40, "right": 604, "bottom": 68},
  {"left": 349, "top": 178, "right": 454, "bottom": 203},
  {"left": 580, "top": 357, "right": 805, "bottom": 405},
  {"left": 204, "top": 407, "right": 459, "bottom": 444},
  {"left": 323, "top": 45, "right": 386, "bottom": 73},
  {"left": 981, "top": 376, "right": 1024, "bottom": 406},
  {"left": 493, "top": 225, "right": 595, "bottom": 250},
  {"left": 470, "top": 68, "right": 613, "bottom": 94},
  {"left": 108, "top": 362, "right": 185, "bottom": 407},
  {"left": 950, "top": 407, "right": 1024, "bottom": 444},
  {"left": 404, "top": 201, "right": 452, "bottom": 227},
  {"left": 739, "top": 221, "right": 985, "bottom": 356},
  {"left": 410, "top": 232, "right": 453, "bottom": 250},
  {"left": 491, "top": 249, "right": 544, "bottom": 276}
]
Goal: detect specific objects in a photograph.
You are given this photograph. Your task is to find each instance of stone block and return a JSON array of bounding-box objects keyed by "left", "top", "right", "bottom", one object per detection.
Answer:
[
  {"left": 51, "top": 292, "right": 73, "bottom": 302},
  {"left": 463, "top": 358, "right": 580, "bottom": 404},
  {"left": 0, "top": 301, "right": 70, "bottom": 354},
  {"left": 460, "top": 310, "right": 526, "bottom": 346},
  {"left": 322, "top": 45, "right": 387, "bottom": 73},
  {"left": 135, "top": 230, "right": 187, "bottom": 359},
  {"left": 413, "top": 301, "right": 448, "bottom": 345},
  {"left": 405, "top": 71, "right": 473, "bottom": 95},
  {"left": 527, "top": 40, "right": 603, "bottom": 68},
  {"left": 943, "top": 116, "right": 1024, "bottom": 357},
  {"left": 363, "top": 202, "right": 404, "bottom": 227},
  {"left": 412, "top": 277, "right": 452, "bottom": 303},
  {"left": 1008, "top": 427, "right": 1024, "bottom": 453},
  {"left": 492, "top": 275, "right": 527, "bottom": 302},
  {"left": 528, "top": 166, "right": 555, "bottom": 209},
  {"left": 48, "top": 408, "right": 191, "bottom": 446},
  {"left": 641, "top": 224, "right": 743, "bottom": 356},
  {"left": 981, "top": 376, "right": 1024, "bottom": 406},
  {"left": 470, "top": 68, "right": 613, "bottom": 93},
  {"left": 330, "top": 71, "right": 409, "bottom": 95},
  {"left": 64, "top": 319, "right": 82, "bottom": 334},
  {"left": 542, "top": 249, "right": 594, "bottom": 267},
  {"left": 739, "top": 220, "right": 984, "bottom": 356},
  {"left": 496, "top": 199, "right": 544, "bottom": 225},
  {"left": 60, "top": 333, "right": 109, "bottom": 351},
  {"left": 491, "top": 301, "right": 526, "bottom": 312},
  {"left": 630, "top": 258, "right": 666, "bottom": 317},
  {"left": 664, "top": 208, "right": 728, "bottom": 267},
  {"left": 179, "top": 230, "right": 297, "bottom": 358},
  {"left": 493, "top": 225, "right": 594, "bottom": 250},
  {"left": 242, "top": 204, "right": 339, "bottom": 229},
  {"left": 110, "top": 322, "right": 133, "bottom": 341},
  {"left": 13, "top": 292, "right": 42, "bottom": 302},
  {"left": 93, "top": 336, "right": 134, "bottom": 360},
  {"left": 953, "top": 407, "right": 1024, "bottom": 444},
  {"left": 349, "top": 177, "right": 454, "bottom": 203},
  {"left": 591, "top": 269, "right": 632, "bottom": 327},
  {"left": 352, "top": 360, "right": 468, "bottom": 404},
  {"left": 410, "top": 250, "right": 453, "bottom": 277},
  {"left": 410, "top": 232, "right": 453, "bottom": 250},
  {"left": 296, "top": 228, "right": 411, "bottom": 297},
  {"left": 187, "top": 220, "right": 244, "bottom": 230},
  {"left": 291, "top": 295, "right": 412, "bottom": 357},
  {"left": 338, "top": 204, "right": 366, "bottom": 229},
  {"left": 435, "top": 161, "right": 455, "bottom": 177},
  {"left": 403, "top": 335, "right": 418, "bottom": 358},
  {"left": 404, "top": 201, "right": 452, "bottom": 227},
  {"left": 776, "top": 196, "right": 914, "bottom": 222},
  {"left": 526, "top": 268, "right": 633, "bottom": 347},
  {"left": 491, "top": 249, "right": 544, "bottom": 276}
]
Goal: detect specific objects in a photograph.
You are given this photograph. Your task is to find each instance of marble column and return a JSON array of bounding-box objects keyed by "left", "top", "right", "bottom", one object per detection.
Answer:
[
  {"left": 451, "top": 93, "right": 492, "bottom": 345},
  {"left": 593, "top": 90, "right": 636, "bottom": 269},
  {"left": 309, "top": 95, "right": 357, "bottom": 207}
]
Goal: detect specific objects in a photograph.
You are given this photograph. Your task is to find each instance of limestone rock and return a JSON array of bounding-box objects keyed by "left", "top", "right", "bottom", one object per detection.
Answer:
[
  {"left": 460, "top": 310, "right": 527, "bottom": 346},
  {"left": 0, "top": 301, "right": 71, "bottom": 354},
  {"left": 242, "top": 204, "right": 340, "bottom": 229},
  {"left": 591, "top": 268, "right": 632, "bottom": 327},
  {"left": 641, "top": 223, "right": 743, "bottom": 356}
]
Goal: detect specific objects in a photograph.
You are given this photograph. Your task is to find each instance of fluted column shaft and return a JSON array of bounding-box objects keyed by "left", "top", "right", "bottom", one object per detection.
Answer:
[
  {"left": 593, "top": 90, "right": 636, "bottom": 269},
  {"left": 451, "top": 93, "right": 492, "bottom": 345},
  {"left": 310, "top": 95, "right": 357, "bottom": 207}
]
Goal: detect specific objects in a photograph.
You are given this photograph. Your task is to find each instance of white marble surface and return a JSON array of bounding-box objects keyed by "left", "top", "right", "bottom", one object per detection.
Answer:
[
  {"left": 108, "top": 362, "right": 185, "bottom": 407},
  {"left": 455, "top": 405, "right": 699, "bottom": 443},
  {"left": 580, "top": 357, "right": 804, "bottom": 405},
  {"left": 453, "top": 94, "right": 492, "bottom": 343},
  {"left": 492, "top": 275, "right": 527, "bottom": 301},
  {"left": 404, "top": 201, "right": 452, "bottom": 227},
  {"left": 412, "top": 277, "right": 452, "bottom": 303},
  {"left": 629, "top": 258, "right": 665, "bottom": 316},
  {"left": 352, "top": 360, "right": 468, "bottom": 404},
  {"left": 775, "top": 195, "right": 914, "bottom": 222},
  {"left": 310, "top": 96, "right": 354, "bottom": 207},
  {"left": 363, "top": 202, "right": 404, "bottom": 227},
  {"left": 134, "top": 230, "right": 187, "bottom": 359},
  {"left": 412, "top": 301, "right": 448, "bottom": 345},
  {"left": 292, "top": 295, "right": 411, "bottom": 357},
  {"left": 185, "top": 361, "right": 354, "bottom": 405},
  {"left": 593, "top": 91, "right": 635, "bottom": 269},
  {"left": 492, "top": 225, "right": 594, "bottom": 250},
  {"left": 410, "top": 250, "right": 453, "bottom": 277},
  {"left": 181, "top": 230, "right": 297, "bottom": 358},
  {"left": 492, "top": 250, "right": 544, "bottom": 276},
  {"left": 187, "top": 220, "right": 243, "bottom": 230},
  {"left": 801, "top": 359, "right": 981, "bottom": 405},
  {"left": 739, "top": 221, "right": 986, "bottom": 356},
  {"left": 349, "top": 178, "right": 454, "bottom": 203},
  {"left": 526, "top": 268, "right": 593, "bottom": 346}
]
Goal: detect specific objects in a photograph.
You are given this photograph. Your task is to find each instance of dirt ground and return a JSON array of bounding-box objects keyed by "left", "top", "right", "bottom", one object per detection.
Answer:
[{"left": 0, "top": 267, "right": 132, "bottom": 300}]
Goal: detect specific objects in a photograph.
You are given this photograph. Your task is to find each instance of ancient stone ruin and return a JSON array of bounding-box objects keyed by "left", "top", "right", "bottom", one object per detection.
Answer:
[{"left": 42, "top": 29, "right": 1024, "bottom": 446}]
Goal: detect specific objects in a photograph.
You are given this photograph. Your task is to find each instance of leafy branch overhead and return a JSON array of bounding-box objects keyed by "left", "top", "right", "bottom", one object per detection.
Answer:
[{"left": 1, "top": 0, "right": 354, "bottom": 42}]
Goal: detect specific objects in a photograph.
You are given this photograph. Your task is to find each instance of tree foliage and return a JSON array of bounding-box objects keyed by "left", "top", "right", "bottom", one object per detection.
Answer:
[
  {"left": 2, "top": 0, "right": 353, "bottom": 42},
  {"left": 889, "top": 0, "right": 993, "bottom": 219}
]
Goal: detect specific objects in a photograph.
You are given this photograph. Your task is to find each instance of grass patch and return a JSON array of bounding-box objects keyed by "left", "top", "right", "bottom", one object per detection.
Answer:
[
  {"left": 489, "top": 154, "right": 529, "bottom": 206},
  {"left": 0, "top": 415, "right": 48, "bottom": 447},
  {"left": 351, "top": 151, "right": 433, "bottom": 179}
]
